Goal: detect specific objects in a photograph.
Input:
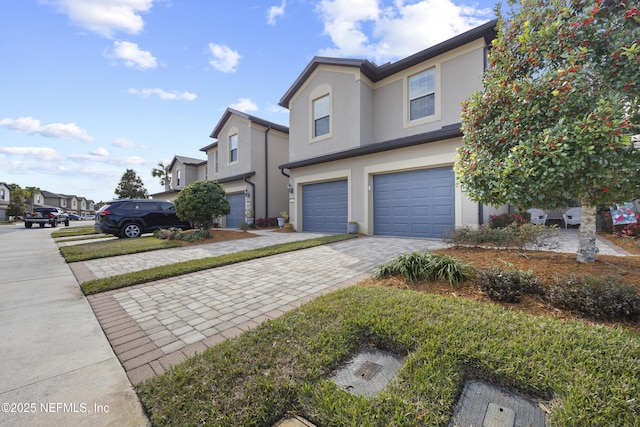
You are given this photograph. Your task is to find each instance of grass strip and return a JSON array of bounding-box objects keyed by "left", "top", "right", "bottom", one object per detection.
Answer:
[
  {"left": 55, "top": 235, "right": 112, "bottom": 243},
  {"left": 61, "top": 236, "right": 182, "bottom": 262},
  {"left": 80, "top": 234, "right": 356, "bottom": 295},
  {"left": 51, "top": 226, "right": 97, "bottom": 238},
  {"left": 137, "top": 286, "right": 640, "bottom": 426}
]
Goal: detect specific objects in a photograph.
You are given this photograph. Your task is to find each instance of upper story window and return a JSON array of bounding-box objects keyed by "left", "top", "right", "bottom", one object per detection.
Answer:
[
  {"left": 229, "top": 134, "right": 238, "bottom": 163},
  {"left": 0, "top": 189, "right": 4, "bottom": 199},
  {"left": 177, "top": 170, "right": 181, "bottom": 186},
  {"left": 313, "top": 95, "right": 330, "bottom": 138},
  {"left": 409, "top": 69, "right": 435, "bottom": 121},
  {"left": 214, "top": 149, "right": 219, "bottom": 174}
]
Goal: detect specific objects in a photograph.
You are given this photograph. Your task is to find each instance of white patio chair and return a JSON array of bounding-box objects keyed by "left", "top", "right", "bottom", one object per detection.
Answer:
[
  {"left": 562, "top": 207, "right": 582, "bottom": 229},
  {"left": 527, "top": 208, "right": 548, "bottom": 225}
]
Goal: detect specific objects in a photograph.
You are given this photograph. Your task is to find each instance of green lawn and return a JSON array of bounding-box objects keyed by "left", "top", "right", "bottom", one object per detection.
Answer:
[
  {"left": 137, "top": 286, "right": 639, "bottom": 426},
  {"left": 51, "top": 226, "right": 97, "bottom": 238},
  {"left": 59, "top": 236, "right": 182, "bottom": 262},
  {"left": 79, "top": 234, "right": 357, "bottom": 295}
]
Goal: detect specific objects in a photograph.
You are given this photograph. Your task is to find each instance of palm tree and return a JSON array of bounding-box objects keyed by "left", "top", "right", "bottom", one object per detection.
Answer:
[
  {"left": 23, "top": 186, "right": 41, "bottom": 213},
  {"left": 152, "top": 162, "right": 171, "bottom": 191}
]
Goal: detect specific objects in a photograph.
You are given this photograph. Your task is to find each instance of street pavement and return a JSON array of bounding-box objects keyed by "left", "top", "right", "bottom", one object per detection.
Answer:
[{"left": 0, "top": 223, "right": 631, "bottom": 426}]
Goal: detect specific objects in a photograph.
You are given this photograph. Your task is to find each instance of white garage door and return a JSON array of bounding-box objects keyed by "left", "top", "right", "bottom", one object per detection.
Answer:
[{"left": 374, "top": 167, "right": 454, "bottom": 238}]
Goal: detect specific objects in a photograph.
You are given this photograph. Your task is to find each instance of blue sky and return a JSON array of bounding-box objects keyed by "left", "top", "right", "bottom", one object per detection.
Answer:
[{"left": 0, "top": 0, "right": 496, "bottom": 204}]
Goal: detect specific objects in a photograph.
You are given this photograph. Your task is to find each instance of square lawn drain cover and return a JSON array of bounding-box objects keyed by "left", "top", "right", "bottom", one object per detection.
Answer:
[
  {"left": 449, "top": 380, "right": 549, "bottom": 427},
  {"left": 330, "top": 348, "right": 404, "bottom": 397}
]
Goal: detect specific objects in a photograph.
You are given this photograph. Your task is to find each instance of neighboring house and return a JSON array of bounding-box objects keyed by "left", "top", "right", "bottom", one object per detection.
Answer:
[
  {"left": 0, "top": 182, "right": 10, "bottom": 221},
  {"left": 277, "top": 20, "right": 498, "bottom": 237},
  {"left": 42, "top": 190, "right": 70, "bottom": 210},
  {"left": 41, "top": 191, "right": 95, "bottom": 215},
  {"left": 62, "top": 194, "right": 79, "bottom": 213},
  {"left": 152, "top": 155, "right": 208, "bottom": 201},
  {"left": 23, "top": 191, "right": 45, "bottom": 211},
  {"left": 200, "top": 108, "right": 289, "bottom": 228}
]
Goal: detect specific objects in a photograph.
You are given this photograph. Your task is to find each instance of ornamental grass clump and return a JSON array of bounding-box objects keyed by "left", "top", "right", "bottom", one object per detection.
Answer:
[
  {"left": 548, "top": 274, "right": 640, "bottom": 320},
  {"left": 476, "top": 266, "right": 545, "bottom": 303},
  {"left": 373, "top": 251, "right": 475, "bottom": 286}
]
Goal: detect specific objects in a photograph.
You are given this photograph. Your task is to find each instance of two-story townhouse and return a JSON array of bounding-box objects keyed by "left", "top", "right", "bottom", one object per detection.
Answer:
[
  {"left": 0, "top": 182, "right": 10, "bottom": 221},
  {"left": 61, "top": 194, "right": 79, "bottom": 213},
  {"left": 24, "top": 190, "right": 45, "bottom": 211},
  {"left": 151, "top": 156, "right": 207, "bottom": 201},
  {"left": 278, "top": 20, "right": 498, "bottom": 237},
  {"left": 77, "top": 196, "right": 88, "bottom": 215},
  {"left": 200, "top": 108, "right": 289, "bottom": 228},
  {"left": 42, "top": 190, "right": 70, "bottom": 210}
]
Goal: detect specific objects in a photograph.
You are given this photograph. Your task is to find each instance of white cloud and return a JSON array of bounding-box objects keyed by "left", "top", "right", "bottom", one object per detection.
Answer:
[
  {"left": 91, "top": 147, "right": 110, "bottom": 157},
  {"left": 229, "top": 98, "right": 259, "bottom": 113},
  {"left": 0, "top": 146, "right": 61, "bottom": 162},
  {"left": 316, "top": 0, "right": 493, "bottom": 62},
  {"left": 108, "top": 41, "right": 158, "bottom": 69},
  {"left": 267, "top": 103, "right": 288, "bottom": 114},
  {"left": 0, "top": 116, "right": 94, "bottom": 142},
  {"left": 116, "top": 155, "right": 148, "bottom": 166},
  {"left": 267, "top": 0, "right": 286, "bottom": 25},
  {"left": 208, "top": 43, "right": 241, "bottom": 73},
  {"left": 44, "top": 0, "right": 155, "bottom": 38},
  {"left": 112, "top": 137, "right": 136, "bottom": 148},
  {"left": 128, "top": 88, "right": 197, "bottom": 101}
]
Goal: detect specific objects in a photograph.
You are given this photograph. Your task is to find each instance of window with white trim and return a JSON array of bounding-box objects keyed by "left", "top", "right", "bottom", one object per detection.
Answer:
[
  {"left": 313, "top": 95, "right": 330, "bottom": 138},
  {"left": 177, "top": 170, "right": 181, "bottom": 186},
  {"left": 409, "top": 69, "right": 435, "bottom": 121},
  {"left": 229, "top": 134, "right": 238, "bottom": 163},
  {"left": 214, "top": 149, "right": 219, "bottom": 174}
]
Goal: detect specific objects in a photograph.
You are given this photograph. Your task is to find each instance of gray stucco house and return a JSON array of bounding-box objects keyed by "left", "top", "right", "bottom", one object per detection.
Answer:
[
  {"left": 277, "top": 20, "right": 499, "bottom": 237},
  {"left": 200, "top": 108, "right": 289, "bottom": 228}
]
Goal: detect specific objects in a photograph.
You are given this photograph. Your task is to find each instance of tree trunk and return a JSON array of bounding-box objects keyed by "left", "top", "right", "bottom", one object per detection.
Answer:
[{"left": 576, "top": 201, "right": 598, "bottom": 263}]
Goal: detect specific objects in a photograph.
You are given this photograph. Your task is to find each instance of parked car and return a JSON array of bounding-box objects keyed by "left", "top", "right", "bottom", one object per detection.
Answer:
[
  {"left": 68, "top": 213, "right": 81, "bottom": 220},
  {"left": 24, "top": 207, "right": 69, "bottom": 228},
  {"left": 94, "top": 199, "right": 192, "bottom": 238}
]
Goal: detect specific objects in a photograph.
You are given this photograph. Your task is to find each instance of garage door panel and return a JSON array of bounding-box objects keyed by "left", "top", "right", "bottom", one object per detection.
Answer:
[
  {"left": 225, "top": 193, "right": 245, "bottom": 229},
  {"left": 374, "top": 167, "right": 454, "bottom": 238},
  {"left": 302, "top": 180, "right": 348, "bottom": 233}
]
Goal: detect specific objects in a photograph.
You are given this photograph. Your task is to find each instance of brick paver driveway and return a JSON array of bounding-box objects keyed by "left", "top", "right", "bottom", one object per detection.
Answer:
[{"left": 83, "top": 234, "right": 446, "bottom": 385}]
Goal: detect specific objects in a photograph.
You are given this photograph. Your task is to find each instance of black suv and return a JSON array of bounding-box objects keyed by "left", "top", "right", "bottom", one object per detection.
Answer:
[{"left": 94, "top": 199, "right": 192, "bottom": 238}]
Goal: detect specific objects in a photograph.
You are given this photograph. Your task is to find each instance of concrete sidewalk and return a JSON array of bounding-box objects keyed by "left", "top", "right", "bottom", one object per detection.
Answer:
[{"left": 0, "top": 224, "right": 148, "bottom": 427}]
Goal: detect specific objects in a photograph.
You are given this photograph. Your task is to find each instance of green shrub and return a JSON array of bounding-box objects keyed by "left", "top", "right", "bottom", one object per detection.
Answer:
[
  {"left": 489, "top": 212, "right": 528, "bottom": 228},
  {"left": 153, "top": 228, "right": 181, "bottom": 240},
  {"left": 547, "top": 275, "right": 640, "bottom": 320},
  {"left": 443, "top": 224, "right": 558, "bottom": 251},
  {"left": 372, "top": 251, "right": 475, "bottom": 286},
  {"left": 154, "top": 227, "right": 211, "bottom": 242},
  {"left": 476, "top": 266, "right": 544, "bottom": 303}
]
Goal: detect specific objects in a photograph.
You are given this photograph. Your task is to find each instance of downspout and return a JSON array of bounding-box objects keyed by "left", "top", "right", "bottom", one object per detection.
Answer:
[
  {"left": 280, "top": 167, "right": 290, "bottom": 178},
  {"left": 244, "top": 175, "right": 256, "bottom": 219},
  {"left": 264, "top": 126, "right": 271, "bottom": 218}
]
